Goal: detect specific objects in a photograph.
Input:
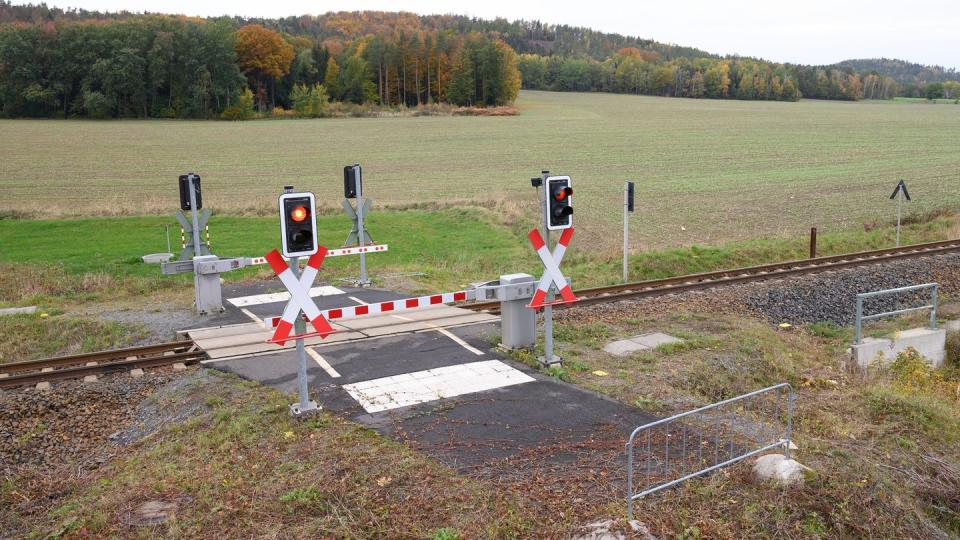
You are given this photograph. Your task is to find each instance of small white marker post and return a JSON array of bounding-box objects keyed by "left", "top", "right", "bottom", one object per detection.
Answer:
[{"left": 623, "top": 181, "right": 634, "bottom": 283}]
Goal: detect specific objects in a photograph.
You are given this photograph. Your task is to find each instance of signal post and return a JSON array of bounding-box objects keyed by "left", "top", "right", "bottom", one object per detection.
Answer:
[
  {"left": 530, "top": 170, "right": 575, "bottom": 367},
  {"left": 276, "top": 185, "right": 324, "bottom": 417}
]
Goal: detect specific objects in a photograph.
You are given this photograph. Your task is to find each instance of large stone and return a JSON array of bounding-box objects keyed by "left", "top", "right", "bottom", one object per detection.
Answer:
[
  {"left": 753, "top": 453, "right": 811, "bottom": 486},
  {"left": 572, "top": 519, "right": 657, "bottom": 540}
]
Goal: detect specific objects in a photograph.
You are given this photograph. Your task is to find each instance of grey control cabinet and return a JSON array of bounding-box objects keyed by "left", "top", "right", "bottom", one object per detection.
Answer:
[
  {"left": 499, "top": 273, "right": 536, "bottom": 349},
  {"left": 193, "top": 255, "right": 224, "bottom": 314}
]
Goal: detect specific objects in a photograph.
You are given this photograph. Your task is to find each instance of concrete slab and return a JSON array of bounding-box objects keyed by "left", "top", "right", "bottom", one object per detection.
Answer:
[
  {"left": 630, "top": 332, "right": 683, "bottom": 349},
  {"left": 602, "top": 340, "right": 649, "bottom": 356},
  {"left": 207, "top": 322, "right": 656, "bottom": 470},
  {"left": 851, "top": 327, "right": 946, "bottom": 368},
  {"left": 603, "top": 332, "right": 683, "bottom": 356},
  {"left": 141, "top": 253, "right": 173, "bottom": 264},
  {"left": 190, "top": 303, "right": 497, "bottom": 360},
  {"left": 0, "top": 306, "right": 37, "bottom": 316}
]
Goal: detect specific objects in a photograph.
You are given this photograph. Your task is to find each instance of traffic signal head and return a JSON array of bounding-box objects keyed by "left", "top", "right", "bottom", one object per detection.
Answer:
[
  {"left": 344, "top": 164, "right": 361, "bottom": 199},
  {"left": 279, "top": 192, "right": 318, "bottom": 258},
  {"left": 178, "top": 173, "right": 202, "bottom": 211},
  {"left": 546, "top": 175, "right": 573, "bottom": 230}
]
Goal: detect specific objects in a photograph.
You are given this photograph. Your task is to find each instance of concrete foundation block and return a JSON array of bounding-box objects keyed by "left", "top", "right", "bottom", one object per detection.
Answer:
[
  {"left": 129, "top": 368, "right": 145, "bottom": 378},
  {"left": 83, "top": 375, "right": 98, "bottom": 383},
  {"left": 172, "top": 362, "right": 187, "bottom": 371},
  {"left": 0, "top": 306, "right": 37, "bottom": 316},
  {"left": 602, "top": 339, "right": 648, "bottom": 356},
  {"left": 36, "top": 381, "right": 51, "bottom": 392},
  {"left": 851, "top": 327, "right": 945, "bottom": 368},
  {"left": 603, "top": 332, "right": 684, "bottom": 357},
  {"left": 630, "top": 332, "right": 683, "bottom": 349}
]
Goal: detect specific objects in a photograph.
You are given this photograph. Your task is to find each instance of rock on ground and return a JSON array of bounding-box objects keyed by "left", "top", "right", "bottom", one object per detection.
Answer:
[{"left": 753, "top": 453, "right": 812, "bottom": 485}]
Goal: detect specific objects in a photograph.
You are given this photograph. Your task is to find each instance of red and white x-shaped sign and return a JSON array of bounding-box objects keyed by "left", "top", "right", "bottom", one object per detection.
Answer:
[
  {"left": 264, "top": 248, "right": 335, "bottom": 345},
  {"left": 528, "top": 227, "right": 577, "bottom": 309}
]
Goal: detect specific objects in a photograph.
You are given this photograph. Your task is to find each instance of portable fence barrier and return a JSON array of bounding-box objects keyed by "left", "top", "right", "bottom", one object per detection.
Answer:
[
  {"left": 626, "top": 383, "right": 794, "bottom": 520},
  {"left": 854, "top": 282, "right": 937, "bottom": 345}
]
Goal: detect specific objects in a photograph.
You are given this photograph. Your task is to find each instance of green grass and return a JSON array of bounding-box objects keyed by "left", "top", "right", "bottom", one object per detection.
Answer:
[
  {"left": 0, "top": 313, "right": 147, "bottom": 363},
  {"left": 0, "top": 208, "right": 956, "bottom": 308},
  {"left": 2, "top": 90, "right": 959, "bottom": 251}
]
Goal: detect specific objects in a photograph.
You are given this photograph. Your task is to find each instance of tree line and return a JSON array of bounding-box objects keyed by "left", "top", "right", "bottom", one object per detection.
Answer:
[
  {"left": 518, "top": 48, "right": 960, "bottom": 102},
  {"left": 1, "top": 4, "right": 956, "bottom": 118},
  {"left": 0, "top": 9, "right": 521, "bottom": 119}
]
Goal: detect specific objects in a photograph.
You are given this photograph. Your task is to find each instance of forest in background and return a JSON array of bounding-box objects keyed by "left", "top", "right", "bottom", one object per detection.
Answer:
[{"left": 1, "top": 3, "right": 958, "bottom": 119}]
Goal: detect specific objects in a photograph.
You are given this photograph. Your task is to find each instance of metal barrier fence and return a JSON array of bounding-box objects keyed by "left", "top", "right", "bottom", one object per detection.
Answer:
[
  {"left": 626, "top": 383, "right": 794, "bottom": 519},
  {"left": 854, "top": 283, "right": 937, "bottom": 344}
]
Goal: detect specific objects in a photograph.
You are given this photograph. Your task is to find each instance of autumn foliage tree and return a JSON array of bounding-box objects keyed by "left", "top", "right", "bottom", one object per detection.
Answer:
[{"left": 234, "top": 24, "right": 294, "bottom": 111}]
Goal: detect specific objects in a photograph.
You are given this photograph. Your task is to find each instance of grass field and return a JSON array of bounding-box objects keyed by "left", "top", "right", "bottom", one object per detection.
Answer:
[{"left": 2, "top": 91, "right": 959, "bottom": 251}]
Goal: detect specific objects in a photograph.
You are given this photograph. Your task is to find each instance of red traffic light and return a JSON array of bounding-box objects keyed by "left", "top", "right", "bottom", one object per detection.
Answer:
[
  {"left": 290, "top": 206, "right": 309, "bottom": 222},
  {"left": 553, "top": 186, "right": 572, "bottom": 201}
]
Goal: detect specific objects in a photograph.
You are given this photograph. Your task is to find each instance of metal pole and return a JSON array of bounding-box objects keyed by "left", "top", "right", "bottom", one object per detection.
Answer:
[
  {"left": 809, "top": 227, "right": 817, "bottom": 259},
  {"left": 784, "top": 391, "right": 794, "bottom": 460},
  {"left": 623, "top": 182, "right": 629, "bottom": 283},
  {"left": 289, "top": 256, "right": 319, "bottom": 416},
  {"left": 854, "top": 296, "right": 864, "bottom": 345},
  {"left": 541, "top": 170, "right": 556, "bottom": 366},
  {"left": 188, "top": 174, "right": 201, "bottom": 259},
  {"left": 895, "top": 191, "right": 902, "bottom": 247},
  {"left": 164, "top": 224, "right": 171, "bottom": 254},
  {"left": 626, "top": 439, "right": 634, "bottom": 520},
  {"left": 355, "top": 164, "right": 369, "bottom": 285},
  {"left": 930, "top": 284, "right": 938, "bottom": 330}
]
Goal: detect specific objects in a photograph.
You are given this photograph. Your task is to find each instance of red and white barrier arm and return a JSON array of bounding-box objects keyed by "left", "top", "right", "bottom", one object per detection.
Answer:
[
  {"left": 265, "top": 289, "right": 476, "bottom": 328},
  {"left": 247, "top": 244, "right": 387, "bottom": 266}
]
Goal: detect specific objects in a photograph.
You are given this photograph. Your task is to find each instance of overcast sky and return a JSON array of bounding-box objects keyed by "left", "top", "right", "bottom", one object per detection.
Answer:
[{"left": 33, "top": 0, "right": 960, "bottom": 69}]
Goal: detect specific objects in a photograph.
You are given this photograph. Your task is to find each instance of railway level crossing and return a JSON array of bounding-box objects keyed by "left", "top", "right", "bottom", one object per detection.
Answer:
[
  {"left": 171, "top": 166, "right": 656, "bottom": 469},
  {"left": 177, "top": 166, "right": 587, "bottom": 430}
]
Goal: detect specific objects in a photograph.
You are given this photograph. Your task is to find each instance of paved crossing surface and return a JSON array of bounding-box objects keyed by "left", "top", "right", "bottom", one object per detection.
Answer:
[{"left": 188, "top": 283, "right": 656, "bottom": 470}]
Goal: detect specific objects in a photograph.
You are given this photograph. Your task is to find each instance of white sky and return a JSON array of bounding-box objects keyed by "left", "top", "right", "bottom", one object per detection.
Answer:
[{"left": 31, "top": 0, "right": 960, "bottom": 69}]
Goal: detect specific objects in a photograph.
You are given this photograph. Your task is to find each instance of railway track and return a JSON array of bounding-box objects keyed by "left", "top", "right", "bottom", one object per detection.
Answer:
[
  {"left": 7, "top": 238, "right": 958, "bottom": 388},
  {"left": 464, "top": 238, "right": 960, "bottom": 314},
  {"left": 0, "top": 340, "right": 205, "bottom": 389}
]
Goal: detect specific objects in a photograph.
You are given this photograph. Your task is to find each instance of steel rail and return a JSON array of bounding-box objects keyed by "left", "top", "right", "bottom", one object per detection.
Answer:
[
  {"left": 0, "top": 350, "right": 206, "bottom": 388},
  {"left": 464, "top": 239, "right": 960, "bottom": 313},
  {"left": 0, "top": 340, "right": 192, "bottom": 374}
]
